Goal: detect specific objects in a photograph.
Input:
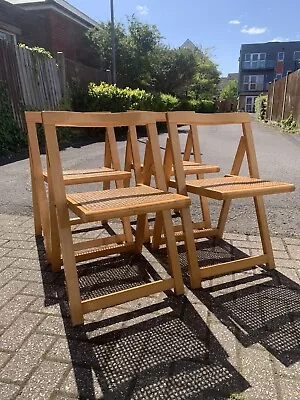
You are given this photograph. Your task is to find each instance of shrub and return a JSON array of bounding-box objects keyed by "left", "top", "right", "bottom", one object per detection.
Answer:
[
  {"left": 280, "top": 114, "right": 299, "bottom": 132},
  {"left": 71, "top": 82, "right": 215, "bottom": 114},
  {"left": 255, "top": 95, "right": 267, "bottom": 121},
  {"left": 0, "top": 85, "right": 27, "bottom": 155}
]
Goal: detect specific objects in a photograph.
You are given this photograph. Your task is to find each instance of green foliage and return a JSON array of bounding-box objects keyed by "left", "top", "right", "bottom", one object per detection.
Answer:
[
  {"left": 220, "top": 80, "right": 238, "bottom": 101},
  {"left": 0, "top": 85, "right": 27, "bottom": 155},
  {"left": 255, "top": 95, "right": 268, "bottom": 121},
  {"left": 228, "top": 394, "right": 247, "bottom": 400},
  {"left": 279, "top": 114, "right": 299, "bottom": 132},
  {"left": 87, "top": 16, "right": 220, "bottom": 98},
  {"left": 71, "top": 82, "right": 215, "bottom": 114},
  {"left": 18, "top": 43, "right": 53, "bottom": 59}
]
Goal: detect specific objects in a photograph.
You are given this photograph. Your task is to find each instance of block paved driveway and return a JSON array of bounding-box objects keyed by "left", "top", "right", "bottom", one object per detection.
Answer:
[{"left": 0, "top": 119, "right": 299, "bottom": 399}]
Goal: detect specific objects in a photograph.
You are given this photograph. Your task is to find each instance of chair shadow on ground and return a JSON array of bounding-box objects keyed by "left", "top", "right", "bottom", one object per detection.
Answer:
[
  {"left": 151, "top": 238, "right": 300, "bottom": 367},
  {"left": 36, "top": 234, "right": 249, "bottom": 400}
]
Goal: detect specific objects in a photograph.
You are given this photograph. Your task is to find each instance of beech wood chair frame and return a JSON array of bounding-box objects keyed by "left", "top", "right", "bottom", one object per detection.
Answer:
[
  {"left": 26, "top": 111, "right": 133, "bottom": 271},
  {"left": 162, "top": 111, "right": 295, "bottom": 288},
  {"left": 41, "top": 111, "right": 197, "bottom": 326}
]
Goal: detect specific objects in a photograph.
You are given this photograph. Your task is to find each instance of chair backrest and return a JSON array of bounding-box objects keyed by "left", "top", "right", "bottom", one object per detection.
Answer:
[
  {"left": 165, "top": 112, "right": 254, "bottom": 195},
  {"left": 41, "top": 112, "right": 171, "bottom": 204}
]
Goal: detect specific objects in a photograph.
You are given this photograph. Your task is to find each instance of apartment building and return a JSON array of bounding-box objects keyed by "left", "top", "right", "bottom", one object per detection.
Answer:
[{"left": 238, "top": 41, "right": 300, "bottom": 112}]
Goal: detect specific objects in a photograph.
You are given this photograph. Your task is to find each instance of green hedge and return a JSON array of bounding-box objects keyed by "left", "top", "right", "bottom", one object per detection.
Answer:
[
  {"left": 255, "top": 95, "right": 268, "bottom": 121},
  {"left": 0, "top": 85, "right": 27, "bottom": 155},
  {"left": 71, "top": 82, "right": 215, "bottom": 114}
]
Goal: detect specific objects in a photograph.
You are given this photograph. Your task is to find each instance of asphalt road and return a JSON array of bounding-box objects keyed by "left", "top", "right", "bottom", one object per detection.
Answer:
[{"left": 0, "top": 119, "right": 299, "bottom": 236}]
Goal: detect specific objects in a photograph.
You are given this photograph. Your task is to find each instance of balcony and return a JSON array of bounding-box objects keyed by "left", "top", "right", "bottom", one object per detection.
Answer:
[{"left": 241, "top": 60, "right": 276, "bottom": 70}]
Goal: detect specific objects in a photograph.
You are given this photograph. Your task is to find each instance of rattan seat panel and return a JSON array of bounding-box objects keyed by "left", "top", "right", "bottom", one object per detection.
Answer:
[
  {"left": 185, "top": 176, "right": 295, "bottom": 200},
  {"left": 67, "top": 185, "right": 190, "bottom": 220},
  {"left": 43, "top": 167, "right": 131, "bottom": 184}
]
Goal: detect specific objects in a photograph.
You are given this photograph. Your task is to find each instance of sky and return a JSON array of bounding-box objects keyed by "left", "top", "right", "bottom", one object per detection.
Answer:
[{"left": 69, "top": 0, "right": 300, "bottom": 76}]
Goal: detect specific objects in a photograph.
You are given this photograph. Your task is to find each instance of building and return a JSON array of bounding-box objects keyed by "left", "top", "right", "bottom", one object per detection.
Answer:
[
  {"left": 1, "top": 0, "right": 99, "bottom": 68},
  {"left": 238, "top": 41, "right": 300, "bottom": 112},
  {"left": 180, "top": 39, "right": 197, "bottom": 50},
  {"left": 218, "top": 72, "right": 239, "bottom": 93}
]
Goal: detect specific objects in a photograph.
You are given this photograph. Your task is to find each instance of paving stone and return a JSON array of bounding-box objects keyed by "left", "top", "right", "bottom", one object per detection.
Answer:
[
  {"left": 283, "top": 237, "right": 300, "bottom": 246},
  {"left": 0, "top": 382, "right": 20, "bottom": 400},
  {"left": 0, "top": 294, "right": 36, "bottom": 328},
  {"left": 279, "top": 377, "right": 300, "bottom": 400},
  {"left": 287, "top": 245, "right": 300, "bottom": 260},
  {"left": 0, "top": 257, "right": 16, "bottom": 272},
  {"left": 0, "top": 232, "right": 34, "bottom": 242},
  {"left": 29, "top": 297, "right": 68, "bottom": 317},
  {"left": 240, "top": 347, "right": 278, "bottom": 400},
  {"left": 5, "top": 248, "right": 39, "bottom": 260},
  {"left": 10, "top": 258, "right": 46, "bottom": 271},
  {"left": 1, "top": 240, "right": 35, "bottom": 250},
  {"left": 0, "top": 280, "right": 28, "bottom": 308},
  {"left": 37, "top": 315, "right": 67, "bottom": 336},
  {"left": 0, "top": 268, "right": 21, "bottom": 288},
  {"left": 0, "top": 239, "right": 9, "bottom": 246},
  {"left": 21, "top": 282, "right": 66, "bottom": 299},
  {"left": 0, "top": 334, "right": 55, "bottom": 383},
  {"left": 46, "top": 338, "right": 72, "bottom": 364},
  {"left": 223, "top": 233, "right": 248, "bottom": 241},
  {"left": 275, "top": 259, "right": 300, "bottom": 269},
  {"left": 0, "top": 248, "right": 10, "bottom": 258},
  {"left": 276, "top": 267, "right": 300, "bottom": 284},
  {"left": 232, "top": 240, "right": 262, "bottom": 249},
  {"left": 270, "top": 237, "right": 285, "bottom": 251},
  {"left": 16, "top": 360, "right": 68, "bottom": 400},
  {"left": 0, "top": 312, "right": 45, "bottom": 352},
  {"left": 17, "top": 269, "right": 56, "bottom": 284},
  {"left": 251, "top": 248, "right": 290, "bottom": 259},
  {"left": 0, "top": 352, "right": 10, "bottom": 368},
  {"left": 59, "top": 367, "right": 103, "bottom": 398}
]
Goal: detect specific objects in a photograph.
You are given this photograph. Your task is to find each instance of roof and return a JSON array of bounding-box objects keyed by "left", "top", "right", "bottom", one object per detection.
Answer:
[
  {"left": 180, "top": 39, "right": 197, "bottom": 50},
  {"left": 7, "top": 0, "right": 97, "bottom": 28}
]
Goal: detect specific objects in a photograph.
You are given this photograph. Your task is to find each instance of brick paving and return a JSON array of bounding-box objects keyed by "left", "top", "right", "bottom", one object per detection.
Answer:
[{"left": 0, "top": 213, "right": 300, "bottom": 399}]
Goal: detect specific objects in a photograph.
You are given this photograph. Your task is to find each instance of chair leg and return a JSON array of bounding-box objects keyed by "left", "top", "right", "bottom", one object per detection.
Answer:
[
  {"left": 180, "top": 207, "right": 200, "bottom": 289},
  {"left": 134, "top": 214, "right": 147, "bottom": 253},
  {"left": 31, "top": 178, "right": 43, "bottom": 236},
  {"left": 216, "top": 199, "right": 232, "bottom": 239},
  {"left": 59, "top": 227, "right": 84, "bottom": 326},
  {"left": 253, "top": 196, "right": 275, "bottom": 269},
  {"left": 161, "top": 210, "right": 184, "bottom": 295},
  {"left": 48, "top": 183, "right": 62, "bottom": 272}
]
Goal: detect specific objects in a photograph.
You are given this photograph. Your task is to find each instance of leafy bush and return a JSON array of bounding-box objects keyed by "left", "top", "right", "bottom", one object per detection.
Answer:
[
  {"left": 71, "top": 82, "right": 215, "bottom": 113},
  {"left": 255, "top": 95, "right": 267, "bottom": 121},
  {"left": 0, "top": 85, "right": 27, "bottom": 155},
  {"left": 280, "top": 114, "right": 299, "bottom": 132}
]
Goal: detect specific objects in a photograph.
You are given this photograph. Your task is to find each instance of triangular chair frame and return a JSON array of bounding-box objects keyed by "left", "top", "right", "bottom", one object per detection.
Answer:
[
  {"left": 162, "top": 111, "right": 295, "bottom": 288},
  {"left": 41, "top": 111, "right": 197, "bottom": 326},
  {"left": 25, "top": 111, "right": 133, "bottom": 271}
]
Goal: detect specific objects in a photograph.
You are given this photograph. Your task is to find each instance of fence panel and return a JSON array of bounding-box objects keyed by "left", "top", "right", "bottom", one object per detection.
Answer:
[
  {"left": 268, "top": 70, "right": 300, "bottom": 125},
  {"left": 0, "top": 39, "right": 25, "bottom": 129},
  {"left": 64, "top": 57, "right": 107, "bottom": 87}
]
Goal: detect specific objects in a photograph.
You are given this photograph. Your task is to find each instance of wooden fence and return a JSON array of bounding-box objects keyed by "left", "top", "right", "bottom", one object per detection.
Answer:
[
  {"left": 267, "top": 70, "right": 300, "bottom": 125},
  {"left": 0, "top": 39, "right": 107, "bottom": 129},
  {"left": 0, "top": 40, "right": 25, "bottom": 129}
]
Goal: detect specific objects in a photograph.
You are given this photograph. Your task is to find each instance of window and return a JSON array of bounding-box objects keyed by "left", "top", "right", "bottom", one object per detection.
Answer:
[
  {"left": 276, "top": 73, "right": 282, "bottom": 80},
  {"left": 244, "top": 53, "right": 266, "bottom": 69},
  {"left": 243, "top": 75, "right": 264, "bottom": 91},
  {"left": 277, "top": 52, "right": 285, "bottom": 61},
  {"left": 0, "top": 29, "right": 16, "bottom": 44},
  {"left": 294, "top": 51, "right": 300, "bottom": 60}
]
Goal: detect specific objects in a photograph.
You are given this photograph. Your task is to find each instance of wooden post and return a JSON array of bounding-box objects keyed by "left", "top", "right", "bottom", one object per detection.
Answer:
[
  {"left": 269, "top": 79, "right": 276, "bottom": 121},
  {"left": 56, "top": 52, "right": 66, "bottom": 96},
  {"left": 281, "top": 71, "right": 290, "bottom": 120}
]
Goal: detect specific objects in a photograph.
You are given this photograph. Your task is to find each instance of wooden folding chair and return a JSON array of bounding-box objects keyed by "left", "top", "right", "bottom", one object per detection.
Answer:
[
  {"left": 41, "top": 111, "right": 197, "bottom": 326},
  {"left": 25, "top": 111, "right": 132, "bottom": 270},
  {"left": 123, "top": 111, "right": 220, "bottom": 241},
  {"left": 162, "top": 111, "right": 295, "bottom": 288}
]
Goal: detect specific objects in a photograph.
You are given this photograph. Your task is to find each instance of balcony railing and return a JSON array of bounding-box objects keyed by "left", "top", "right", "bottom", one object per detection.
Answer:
[{"left": 241, "top": 60, "right": 276, "bottom": 70}]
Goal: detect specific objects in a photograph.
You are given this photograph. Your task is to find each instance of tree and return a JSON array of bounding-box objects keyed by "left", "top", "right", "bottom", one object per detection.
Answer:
[
  {"left": 220, "top": 79, "right": 238, "bottom": 101},
  {"left": 87, "top": 16, "right": 220, "bottom": 98}
]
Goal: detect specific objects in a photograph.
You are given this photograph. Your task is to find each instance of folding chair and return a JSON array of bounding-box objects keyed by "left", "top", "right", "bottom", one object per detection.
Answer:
[
  {"left": 163, "top": 111, "right": 295, "bottom": 288},
  {"left": 123, "top": 111, "right": 220, "bottom": 241},
  {"left": 26, "top": 111, "right": 132, "bottom": 270},
  {"left": 41, "top": 111, "right": 196, "bottom": 326}
]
